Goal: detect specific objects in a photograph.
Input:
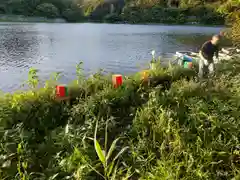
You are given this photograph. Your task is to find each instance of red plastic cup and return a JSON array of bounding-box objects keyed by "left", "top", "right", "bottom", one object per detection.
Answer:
[
  {"left": 112, "top": 74, "right": 123, "bottom": 88},
  {"left": 56, "top": 85, "right": 68, "bottom": 98},
  {"left": 188, "top": 62, "right": 193, "bottom": 68}
]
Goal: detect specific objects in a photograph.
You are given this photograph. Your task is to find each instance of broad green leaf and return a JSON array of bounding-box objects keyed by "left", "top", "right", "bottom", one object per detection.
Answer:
[
  {"left": 95, "top": 140, "right": 105, "bottom": 165},
  {"left": 94, "top": 121, "right": 106, "bottom": 165},
  {"left": 106, "top": 137, "right": 121, "bottom": 161},
  {"left": 113, "top": 146, "right": 129, "bottom": 162},
  {"left": 110, "top": 160, "right": 119, "bottom": 180},
  {"left": 107, "top": 161, "right": 115, "bottom": 178}
]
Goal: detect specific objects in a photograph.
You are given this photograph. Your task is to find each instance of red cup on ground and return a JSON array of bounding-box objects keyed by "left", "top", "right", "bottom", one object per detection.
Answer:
[
  {"left": 188, "top": 62, "right": 193, "bottom": 68},
  {"left": 56, "top": 85, "right": 68, "bottom": 98},
  {"left": 112, "top": 74, "right": 123, "bottom": 88}
]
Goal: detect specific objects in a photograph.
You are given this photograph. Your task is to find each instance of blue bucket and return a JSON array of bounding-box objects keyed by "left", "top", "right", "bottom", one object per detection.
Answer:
[{"left": 183, "top": 55, "right": 193, "bottom": 62}]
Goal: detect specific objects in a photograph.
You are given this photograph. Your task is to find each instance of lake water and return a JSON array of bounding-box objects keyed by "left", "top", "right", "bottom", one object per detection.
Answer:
[{"left": 0, "top": 22, "right": 223, "bottom": 92}]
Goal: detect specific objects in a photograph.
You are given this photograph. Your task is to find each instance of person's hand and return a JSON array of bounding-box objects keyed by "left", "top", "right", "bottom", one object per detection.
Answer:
[{"left": 204, "top": 59, "right": 209, "bottom": 66}]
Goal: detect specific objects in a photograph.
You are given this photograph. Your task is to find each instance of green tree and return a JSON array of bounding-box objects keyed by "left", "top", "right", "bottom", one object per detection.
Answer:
[
  {"left": 7, "top": 0, "right": 25, "bottom": 14},
  {"left": 0, "top": 5, "right": 7, "bottom": 13},
  {"left": 62, "top": 7, "right": 84, "bottom": 22},
  {"left": 34, "top": 3, "right": 60, "bottom": 18},
  {"left": 47, "top": 0, "right": 73, "bottom": 15},
  {"left": 6, "top": 0, "right": 40, "bottom": 15},
  {"left": 218, "top": 0, "right": 240, "bottom": 47},
  {"left": 180, "top": 0, "right": 204, "bottom": 8}
]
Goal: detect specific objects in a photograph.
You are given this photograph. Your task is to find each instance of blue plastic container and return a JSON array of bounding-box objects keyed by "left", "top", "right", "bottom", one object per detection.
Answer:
[{"left": 183, "top": 55, "right": 193, "bottom": 62}]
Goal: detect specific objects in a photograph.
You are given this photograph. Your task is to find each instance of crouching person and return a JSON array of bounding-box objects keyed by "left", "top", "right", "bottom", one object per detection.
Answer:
[{"left": 198, "top": 35, "right": 220, "bottom": 78}]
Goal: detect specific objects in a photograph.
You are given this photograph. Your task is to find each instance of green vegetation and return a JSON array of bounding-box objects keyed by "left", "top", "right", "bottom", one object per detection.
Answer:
[
  {"left": 217, "top": 0, "right": 240, "bottom": 47},
  {"left": 0, "top": 0, "right": 229, "bottom": 24},
  {"left": 0, "top": 0, "right": 85, "bottom": 22},
  {"left": 0, "top": 0, "right": 238, "bottom": 30},
  {"left": 0, "top": 1, "right": 239, "bottom": 179},
  {"left": 1, "top": 56, "right": 240, "bottom": 179},
  {"left": 121, "top": 5, "right": 225, "bottom": 25}
]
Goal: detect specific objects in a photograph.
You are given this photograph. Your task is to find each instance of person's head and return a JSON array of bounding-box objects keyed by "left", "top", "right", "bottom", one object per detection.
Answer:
[{"left": 211, "top": 34, "right": 220, "bottom": 45}]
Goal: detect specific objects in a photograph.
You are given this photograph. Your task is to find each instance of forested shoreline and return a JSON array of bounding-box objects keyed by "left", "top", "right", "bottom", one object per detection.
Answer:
[{"left": 0, "top": 0, "right": 235, "bottom": 25}]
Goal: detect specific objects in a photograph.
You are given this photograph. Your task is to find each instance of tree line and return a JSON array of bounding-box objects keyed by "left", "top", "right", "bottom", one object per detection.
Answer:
[
  {"left": 0, "top": 0, "right": 239, "bottom": 46},
  {"left": 0, "top": 0, "right": 86, "bottom": 22}
]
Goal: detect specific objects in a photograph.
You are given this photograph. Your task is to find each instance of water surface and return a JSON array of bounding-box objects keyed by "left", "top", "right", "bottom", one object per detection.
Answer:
[{"left": 0, "top": 23, "right": 223, "bottom": 92}]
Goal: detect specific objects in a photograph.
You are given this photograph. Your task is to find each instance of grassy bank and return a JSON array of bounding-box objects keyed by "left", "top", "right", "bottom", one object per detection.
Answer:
[{"left": 1, "top": 58, "right": 240, "bottom": 179}]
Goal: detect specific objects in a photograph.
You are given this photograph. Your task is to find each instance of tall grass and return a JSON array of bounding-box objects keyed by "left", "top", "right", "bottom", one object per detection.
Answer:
[{"left": 0, "top": 58, "right": 240, "bottom": 179}]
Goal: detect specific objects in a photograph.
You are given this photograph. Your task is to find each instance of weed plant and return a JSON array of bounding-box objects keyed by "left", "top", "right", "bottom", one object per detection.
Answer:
[{"left": 0, "top": 58, "right": 240, "bottom": 179}]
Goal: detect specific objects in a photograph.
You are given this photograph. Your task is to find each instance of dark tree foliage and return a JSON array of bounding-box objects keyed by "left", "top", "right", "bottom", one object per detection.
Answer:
[
  {"left": 218, "top": 0, "right": 240, "bottom": 47},
  {"left": 0, "top": 0, "right": 237, "bottom": 31},
  {"left": 0, "top": 0, "right": 85, "bottom": 21}
]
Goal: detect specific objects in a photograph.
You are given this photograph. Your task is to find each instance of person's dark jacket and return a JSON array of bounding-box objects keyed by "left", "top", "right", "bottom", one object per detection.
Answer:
[{"left": 200, "top": 41, "right": 219, "bottom": 62}]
